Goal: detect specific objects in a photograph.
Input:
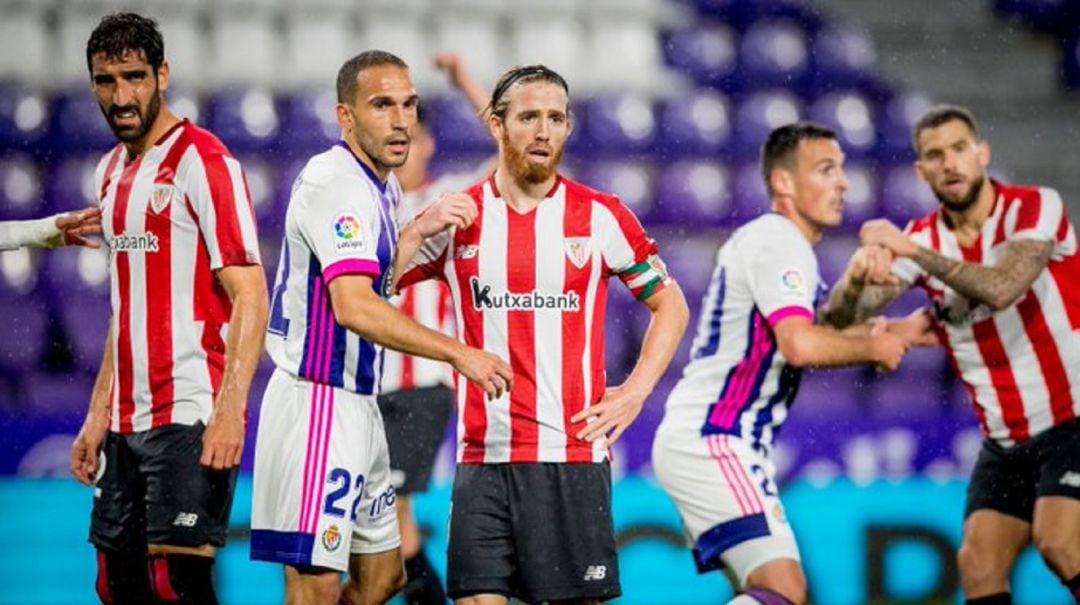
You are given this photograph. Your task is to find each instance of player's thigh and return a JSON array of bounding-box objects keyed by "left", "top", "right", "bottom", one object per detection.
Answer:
[
  {"left": 1032, "top": 420, "right": 1080, "bottom": 571},
  {"left": 960, "top": 510, "right": 1031, "bottom": 572},
  {"left": 446, "top": 465, "right": 516, "bottom": 602},
  {"left": 511, "top": 462, "right": 621, "bottom": 604},
  {"left": 964, "top": 437, "right": 1039, "bottom": 523},
  {"left": 654, "top": 432, "right": 797, "bottom": 588},
  {"left": 138, "top": 421, "right": 238, "bottom": 550},
  {"left": 90, "top": 432, "right": 147, "bottom": 553}
]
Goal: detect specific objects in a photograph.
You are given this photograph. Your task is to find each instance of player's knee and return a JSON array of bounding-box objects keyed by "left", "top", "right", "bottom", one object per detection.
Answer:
[
  {"left": 95, "top": 550, "right": 154, "bottom": 605},
  {"left": 958, "top": 541, "right": 1009, "bottom": 588},
  {"left": 148, "top": 553, "right": 218, "bottom": 604},
  {"left": 1034, "top": 526, "right": 1080, "bottom": 577},
  {"left": 745, "top": 561, "right": 807, "bottom": 605}
]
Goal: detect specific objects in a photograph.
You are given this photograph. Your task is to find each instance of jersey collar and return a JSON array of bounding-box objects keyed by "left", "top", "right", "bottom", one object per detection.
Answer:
[{"left": 335, "top": 140, "right": 388, "bottom": 194}]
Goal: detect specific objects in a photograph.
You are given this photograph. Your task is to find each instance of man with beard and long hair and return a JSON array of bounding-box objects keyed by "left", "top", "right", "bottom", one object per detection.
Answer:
[
  {"left": 392, "top": 64, "right": 691, "bottom": 605},
  {"left": 249, "top": 50, "right": 512, "bottom": 605},
  {"left": 71, "top": 12, "right": 269, "bottom": 605},
  {"left": 825, "top": 104, "right": 1080, "bottom": 605}
]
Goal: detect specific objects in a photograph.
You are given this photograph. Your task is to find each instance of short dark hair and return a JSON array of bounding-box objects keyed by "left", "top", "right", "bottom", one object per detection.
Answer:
[
  {"left": 486, "top": 64, "right": 570, "bottom": 120},
  {"left": 336, "top": 50, "right": 409, "bottom": 104},
  {"left": 86, "top": 12, "right": 165, "bottom": 75},
  {"left": 912, "top": 104, "right": 979, "bottom": 154},
  {"left": 760, "top": 122, "right": 838, "bottom": 196}
]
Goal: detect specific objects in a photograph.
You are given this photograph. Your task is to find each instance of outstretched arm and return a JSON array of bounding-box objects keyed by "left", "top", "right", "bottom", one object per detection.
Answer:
[{"left": 0, "top": 208, "right": 102, "bottom": 251}]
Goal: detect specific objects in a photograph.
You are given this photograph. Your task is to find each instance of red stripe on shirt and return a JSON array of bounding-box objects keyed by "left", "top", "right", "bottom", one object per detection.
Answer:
[
  {"left": 400, "top": 287, "right": 416, "bottom": 390},
  {"left": 1049, "top": 255, "right": 1080, "bottom": 330},
  {"left": 1012, "top": 187, "right": 1043, "bottom": 233},
  {"left": 1015, "top": 289, "right": 1075, "bottom": 425},
  {"left": 456, "top": 187, "right": 487, "bottom": 464},
  {"left": 507, "top": 208, "right": 538, "bottom": 462},
  {"left": 112, "top": 158, "right": 142, "bottom": 432},
  {"left": 187, "top": 126, "right": 255, "bottom": 267},
  {"left": 562, "top": 194, "right": 592, "bottom": 462},
  {"left": 99, "top": 146, "right": 123, "bottom": 202}
]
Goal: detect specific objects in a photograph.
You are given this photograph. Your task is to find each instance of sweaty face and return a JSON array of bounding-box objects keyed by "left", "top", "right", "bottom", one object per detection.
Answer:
[
  {"left": 788, "top": 138, "right": 848, "bottom": 230},
  {"left": 90, "top": 50, "right": 164, "bottom": 144},
  {"left": 343, "top": 65, "right": 418, "bottom": 175},
  {"left": 493, "top": 81, "right": 570, "bottom": 185},
  {"left": 915, "top": 120, "right": 989, "bottom": 213}
]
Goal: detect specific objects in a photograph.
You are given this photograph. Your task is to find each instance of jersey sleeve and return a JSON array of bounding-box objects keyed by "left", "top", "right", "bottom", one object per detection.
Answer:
[
  {"left": 294, "top": 176, "right": 383, "bottom": 285},
  {"left": 599, "top": 197, "right": 670, "bottom": 301},
  {"left": 890, "top": 220, "right": 928, "bottom": 285},
  {"left": 748, "top": 237, "right": 820, "bottom": 328},
  {"left": 397, "top": 229, "right": 451, "bottom": 289},
  {"left": 1012, "top": 187, "right": 1066, "bottom": 244},
  {"left": 186, "top": 152, "right": 261, "bottom": 270}
]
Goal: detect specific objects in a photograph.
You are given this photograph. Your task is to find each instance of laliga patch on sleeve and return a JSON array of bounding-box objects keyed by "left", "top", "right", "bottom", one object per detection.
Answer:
[
  {"left": 779, "top": 267, "right": 807, "bottom": 298},
  {"left": 332, "top": 212, "right": 365, "bottom": 253}
]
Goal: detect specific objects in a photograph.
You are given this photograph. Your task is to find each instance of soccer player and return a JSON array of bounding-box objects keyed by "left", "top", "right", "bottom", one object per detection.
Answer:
[
  {"left": 0, "top": 208, "right": 102, "bottom": 251},
  {"left": 652, "top": 123, "right": 914, "bottom": 605},
  {"left": 827, "top": 105, "right": 1080, "bottom": 605},
  {"left": 68, "top": 13, "right": 268, "bottom": 605},
  {"left": 250, "top": 51, "right": 512, "bottom": 605},
  {"left": 379, "top": 52, "right": 490, "bottom": 605},
  {"left": 394, "top": 64, "right": 691, "bottom": 605}
]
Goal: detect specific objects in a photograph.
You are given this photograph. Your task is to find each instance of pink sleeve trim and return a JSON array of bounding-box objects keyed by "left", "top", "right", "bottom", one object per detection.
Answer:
[
  {"left": 323, "top": 258, "right": 380, "bottom": 284},
  {"left": 767, "top": 306, "right": 814, "bottom": 328}
]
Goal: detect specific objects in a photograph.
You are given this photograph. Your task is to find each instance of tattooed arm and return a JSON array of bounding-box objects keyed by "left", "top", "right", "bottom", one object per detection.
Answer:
[
  {"left": 860, "top": 219, "right": 1055, "bottom": 311},
  {"left": 822, "top": 245, "right": 910, "bottom": 328}
]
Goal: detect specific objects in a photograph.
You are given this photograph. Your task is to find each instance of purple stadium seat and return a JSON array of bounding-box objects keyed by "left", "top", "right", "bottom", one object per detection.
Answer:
[
  {"left": 814, "top": 234, "right": 858, "bottom": 287},
  {"left": 839, "top": 161, "right": 879, "bottom": 232},
  {"left": 733, "top": 90, "right": 803, "bottom": 158},
  {"left": 807, "top": 91, "right": 877, "bottom": 158},
  {"left": 809, "top": 27, "right": 877, "bottom": 90},
  {"left": 655, "top": 160, "right": 733, "bottom": 226},
  {"left": 46, "top": 155, "right": 98, "bottom": 215},
  {"left": 0, "top": 246, "right": 41, "bottom": 299},
  {"left": 877, "top": 90, "right": 932, "bottom": 161},
  {"left": 0, "top": 298, "right": 49, "bottom": 371},
  {"left": 878, "top": 163, "right": 939, "bottom": 225},
  {"left": 1065, "top": 30, "right": 1080, "bottom": 89},
  {"left": 738, "top": 20, "right": 810, "bottom": 92},
  {"left": 50, "top": 87, "right": 116, "bottom": 152},
  {"left": 0, "top": 82, "right": 50, "bottom": 149},
  {"left": 233, "top": 155, "right": 279, "bottom": 234},
  {"left": 0, "top": 154, "right": 45, "bottom": 219},
  {"left": 663, "top": 24, "right": 739, "bottom": 87},
  {"left": 426, "top": 94, "right": 492, "bottom": 153},
  {"left": 581, "top": 93, "right": 658, "bottom": 153},
  {"left": 791, "top": 367, "right": 867, "bottom": 416},
  {"left": 23, "top": 371, "right": 96, "bottom": 412},
  {"left": 42, "top": 247, "right": 110, "bottom": 303},
  {"left": 277, "top": 88, "right": 338, "bottom": 154},
  {"left": 580, "top": 159, "right": 656, "bottom": 221},
  {"left": 57, "top": 296, "right": 111, "bottom": 372},
  {"left": 657, "top": 90, "right": 733, "bottom": 155},
  {"left": 657, "top": 235, "right": 721, "bottom": 306},
  {"left": 204, "top": 87, "right": 281, "bottom": 153},
  {"left": 996, "top": 0, "right": 1074, "bottom": 33},
  {"left": 731, "top": 161, "right": 771, "bottom": 219}
]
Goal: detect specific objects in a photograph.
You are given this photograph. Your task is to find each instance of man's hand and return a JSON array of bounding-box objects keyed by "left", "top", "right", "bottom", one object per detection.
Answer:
[
  {"left": 435, "top": 52, "right": 468, "bottom": 89},
  {"left": 414, "top": 192, "right": 477, "bottom": 238},
  {"left": 71, "top": 410, "right": 109, "bottom": 486},
  {"left": 571, "top": 383, "right": 649, "bottom": 447},
  {"left": 450, "top": 345, "right": 513, "bottom": 400},
  {"left": 848, "top": 245, "right": 899, "bottom": 287},
  {"left": 860, "top": 219, "right": 918, "bottom": 258},
  {"left": 869, "top": 319, "right": 910, "bottom": 372},
  {"left": 57, "top": 208, "right": 103, "bottom": 248},
  {"left": 200, "top": 405, "right": 245, "bottom": 470},
  {"left": 887, "top": 308, "right": 941, "bottom": 347}
]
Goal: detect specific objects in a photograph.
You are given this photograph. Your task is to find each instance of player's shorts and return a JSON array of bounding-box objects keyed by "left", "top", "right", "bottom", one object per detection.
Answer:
[
  {"left": 447, "top": 462, "right": 621, "bottom": 603},
  {"left": 90, "top": 421, "right": 238, "bottom": 553},
  {"left": 250, "top": 369, "right": 400, "bottom": 572},
  {"left": 376, "top": 385, "right": 453, "bottom": 495},
  {"left": 652, "top": 431, "right": 798, "bottom": 588},
  {"left": 965, "top": 416, "right": 1080, "bottom": 522}
]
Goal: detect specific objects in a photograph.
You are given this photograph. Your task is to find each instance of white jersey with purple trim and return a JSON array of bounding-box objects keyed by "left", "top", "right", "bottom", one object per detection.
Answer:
[
  {"left": 265, "top": 142, "right": 402, "bottom": 395},
  {"left": 658, "top": 213, "right": 824, "bottom": 454}
]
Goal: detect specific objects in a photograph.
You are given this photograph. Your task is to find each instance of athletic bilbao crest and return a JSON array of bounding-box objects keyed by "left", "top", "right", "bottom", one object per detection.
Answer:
[
  {"left": 564, "top": 237, "right": 591, "bottom": 269},
  {"left": 149, "top": 185, "right": 176, "bottom": 214}
]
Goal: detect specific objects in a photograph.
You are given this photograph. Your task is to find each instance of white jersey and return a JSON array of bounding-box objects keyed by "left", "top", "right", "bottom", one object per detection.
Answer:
[
  {"left": 659, "top": 213, "right": 825, "bottom": 454},
  {"left": 0, "top": 216, "right": 61, "bottom": 251},
  {"left": 266, "top": 142, "right": 402, "bottom": 395}
]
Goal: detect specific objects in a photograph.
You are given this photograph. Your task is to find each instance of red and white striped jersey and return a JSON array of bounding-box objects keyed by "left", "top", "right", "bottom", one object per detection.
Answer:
[
  {"left": 381, "top": 171, "right": 482, "bottom": 393},
  {"left": 400, "top": 174, "right": 671, "bottom": 464},
  {"left": 893, "top": 181, "right": 1080, "bottom": 446},
  {"left": 96, "top": 119, "right": 261, "bottom": 434}
]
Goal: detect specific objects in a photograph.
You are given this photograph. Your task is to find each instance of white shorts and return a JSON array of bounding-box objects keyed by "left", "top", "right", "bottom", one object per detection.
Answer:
[
  {"left": 250, "top": 369, "right": 400, "bottom": 571},
  {"left": 652, "top": 430, "right": 799, "bottom": 588}
]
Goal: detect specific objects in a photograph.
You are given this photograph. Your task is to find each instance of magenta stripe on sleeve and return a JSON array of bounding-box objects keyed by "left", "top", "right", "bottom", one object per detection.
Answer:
[
  {"left": 323, "top": 258, "right": 380, "bottom": 284},
  {"left": 766, "top": 305, "right": 813, "bottom": 328}
]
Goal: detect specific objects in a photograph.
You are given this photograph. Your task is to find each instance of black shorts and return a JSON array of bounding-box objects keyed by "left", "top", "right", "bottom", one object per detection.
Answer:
[
  {"left": 89, "top": 421, "right": 239, "bottom": 553},
  {"left": 377, "top": 385, "right": 454, "bottom": 495},
  {"left": 965, "top": 417, "right": 1080, "bottom": 522},
  {"left": 447, "top": 462, "right": 621, "bottom": 603}
]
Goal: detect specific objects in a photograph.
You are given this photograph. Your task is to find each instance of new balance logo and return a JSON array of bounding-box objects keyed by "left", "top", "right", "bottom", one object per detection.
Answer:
[
  {"left": 469, "top": 277, "right": 580, "bottom": 312},
  {"left": 172, "top": 512, "right": 198, "bottom": 527},
  {"left": 583, "top": 565, "right": 607, "bottom": 581},
  {"left": 1060, "top": 471, "right": 1080, "bottom": 488}
]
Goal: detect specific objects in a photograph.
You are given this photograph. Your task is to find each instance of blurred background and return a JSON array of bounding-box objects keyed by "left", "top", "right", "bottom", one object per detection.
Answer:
[{"left": 1, "top": 0, "right": 1079, "bottom": 603}]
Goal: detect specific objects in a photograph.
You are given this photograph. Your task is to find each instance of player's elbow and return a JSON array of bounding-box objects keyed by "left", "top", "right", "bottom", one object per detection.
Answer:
[
  {"left": 776, "top": 333, "right": 814, "bottom": 368},
  {"left": 985, "top": 291, "right": 1021, "bottom": 312}
]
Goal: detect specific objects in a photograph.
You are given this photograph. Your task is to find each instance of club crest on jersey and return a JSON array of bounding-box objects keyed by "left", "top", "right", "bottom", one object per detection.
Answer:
[
  {"left": 333, "top": 212, "right": 364, "bottom": 252},
  {"left": 322, "top": 524, "right": 342, "bottom": 552},
  {"left": 564, "top": 238, "right": 591, "bottom": 269},
  {"left": 149, "top": 185, "right": 177, "bottom": 214}
]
